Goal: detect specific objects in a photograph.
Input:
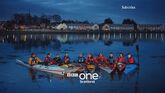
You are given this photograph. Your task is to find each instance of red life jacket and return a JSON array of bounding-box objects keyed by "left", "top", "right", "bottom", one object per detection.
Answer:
[
  {"left": 116, "top": 57, "right": 126, "bottom": 63},
  {"left": 128, "top": 57, "right": 135, "bottom": 64},
  {"left": 85, "top": 57, "right": 96, "bottom": 64},
  {"left": 96, "top": 56, "right": 107, "bottom": 63}
]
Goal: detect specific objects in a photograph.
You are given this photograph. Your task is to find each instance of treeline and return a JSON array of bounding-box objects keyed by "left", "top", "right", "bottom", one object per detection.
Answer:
[
  {"left": 1, "top": 13, "right": 137, "bottom": 30},
  {"left": 103, "top": 18, "right": 137, "bottom": 25}
]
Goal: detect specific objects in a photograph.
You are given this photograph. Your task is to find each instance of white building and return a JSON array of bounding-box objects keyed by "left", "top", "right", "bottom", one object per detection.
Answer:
[
  {"left": 110, "top": 24, "right": 134, "bottom": 31},
  {"left": 137, "top": 24, "right": 162, "bottom": 31},
  {"left": 102, "top": 24, "right": 110, "bottom": 31},
  {"left": 56, "top": 23, "right": 67, "bottom": 30},
  {"left": 56, "top": 23, "right": 99, "bottom": 31},
  {"left": 102, "top": 24, "right": 134, "bottom": 31},
  {"left": 67, "top": 23, "right": 92, "bottom": 30},
  {"left": 91, "top": 24, "right": 99, "bottom": 31}
]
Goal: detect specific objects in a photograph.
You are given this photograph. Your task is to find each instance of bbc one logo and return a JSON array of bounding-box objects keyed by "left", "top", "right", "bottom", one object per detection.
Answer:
[{"left": 67, "top": 73, "right": 100, "bottom": 84}]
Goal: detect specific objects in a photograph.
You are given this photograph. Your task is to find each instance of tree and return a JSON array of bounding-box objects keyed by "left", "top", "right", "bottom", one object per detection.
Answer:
[
  {"left": 3, "top": 20, "right": 15, "bottom": 30},
  {"left": 104, "top": 18, "right": 114, "bottom": 24},
  {"left": 51, "top": 15, "right": 62, "bottom": 23},
  {"left": 13, "top": 13, "right": 32, "bottom": 25},
  {"left": 40, "top": 15, "right": 50, "bottom": 25},
  {"left": 83, "top": 20, "right": 89, "bottom": 24},
  {"left": 122, "top": 18, "right": 137, "bottom": 30},
  {"left": 122, "top": 18, "right": 137, "bottom": 25}
]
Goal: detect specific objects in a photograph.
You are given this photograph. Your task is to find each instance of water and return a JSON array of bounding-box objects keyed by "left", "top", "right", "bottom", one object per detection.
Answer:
[{"left": 0, "top": 32, "right": 165, "bottom": 93}]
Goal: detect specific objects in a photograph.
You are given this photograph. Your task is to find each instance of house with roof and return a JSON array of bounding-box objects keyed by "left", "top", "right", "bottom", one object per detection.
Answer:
[
  {"left": 56, "top": 23, "right": 68, "bottom": 30},
  {"left": 92, "top": 24, "right": 99, "bottom": 31},
  {"left": 102, "top": 24, "right": 134, "bottom": 31},
  {"left": 102, "top": 24, "right": 110, "bottom": 31},
  {"left": 137, "top": 24, "right": 162, "bottom": 31},
  {"left": 110, "top": 24, "right": 134, "bottom": 31},
  {"left": 56, "top": 23, "right": 99, "bottom": 31}
]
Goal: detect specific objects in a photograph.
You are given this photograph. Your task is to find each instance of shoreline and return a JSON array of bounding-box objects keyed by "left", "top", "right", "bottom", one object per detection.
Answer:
[{"left": 0, "top": 30, "right": 164, "bottom": 34}]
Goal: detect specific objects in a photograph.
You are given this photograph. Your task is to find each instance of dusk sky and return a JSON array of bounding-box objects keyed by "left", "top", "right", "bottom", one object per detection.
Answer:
[{"left": 0, "top": 0, "right": 165, "bottom": 24}]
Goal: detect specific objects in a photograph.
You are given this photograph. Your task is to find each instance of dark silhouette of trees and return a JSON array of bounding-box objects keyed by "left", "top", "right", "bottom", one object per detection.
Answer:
[
  {"left": 12, "top": 13, "right": 63, "bottom": 26},
  {"left": 40, "top": 15, "right": 50, "bottom": 25},
  {"left": 3, "top": 20, "right": 15, "bottom": 30},
  {"left": 122, "top": 18, "right": 137, "bottom": 30},
  {"left": 104, "top": 18, "right": 114, "bottom": 24},
  {"left": 51, "top": 15, "right": 62, "bottom": 23},
  {"left": 61, "top": 20, "right": 90, "bottom": 24},
  {"left": 122, "top": 19, "right": 136, "bottom": 24},
  {"left": 13, "top": 13, "right": 32, "bottom": 25}
]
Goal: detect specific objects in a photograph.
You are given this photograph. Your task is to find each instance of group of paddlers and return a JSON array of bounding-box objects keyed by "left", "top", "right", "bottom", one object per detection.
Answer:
[{"left": 28, "top": 52, "right": 135, "bottom": 71}]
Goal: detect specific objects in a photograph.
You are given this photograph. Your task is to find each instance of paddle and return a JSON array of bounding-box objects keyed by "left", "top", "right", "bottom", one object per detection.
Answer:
[
  {"left": 136, "top": 45, "right": 140, "bottom": 66},
  {"left": 134, "top": 44, "right": 140, "bottom": 93}
]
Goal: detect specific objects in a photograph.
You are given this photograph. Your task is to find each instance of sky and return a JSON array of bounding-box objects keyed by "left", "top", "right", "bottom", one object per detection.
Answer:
[{"left": 0, "top": 0, "right": 165, "bottom": 24}]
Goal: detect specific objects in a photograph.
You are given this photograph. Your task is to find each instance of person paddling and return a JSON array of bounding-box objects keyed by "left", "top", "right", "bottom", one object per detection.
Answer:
[
  {"left": 115, "top": 53, "right": 126, "bottom": 63},
  {"left": 63, "top": 53, "right": 70, "bottom": 64},
  {"left": 78, "top": 53, "right": 86, "bottom": 63},
  {"left": 85, "top": 54, "right": 97, "bottom": 65},
  {"left": 85, "top": 54, "right": 96, "bottom": 72},
  {"left": 127, "top": 53, "right": 135, "bottom": 64},
  {"left": 28, "top": 53, "right": 42, "bottom": 66},
  {"left": 44, "top": 53, "right": 52, "bottom": 65},
  {"left": 114, "top": 53, "right": 126, "bottom": 71},
  {"left": 108, "top": 52, "right": 115, "bottom": 64},
  {"left": 52, "top": 54, "right": 62, "bottom": 65},
  {"left": 108, "top": 52, "right": 116, "bottom": 69},
  {"left": 96, "top": 53, "right": 108, "bottom": 66}
]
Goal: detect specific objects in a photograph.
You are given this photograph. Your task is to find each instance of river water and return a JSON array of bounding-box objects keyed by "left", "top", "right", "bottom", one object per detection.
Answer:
[{"left": 0, "top": 33, "right": 165, "bottom": 93}]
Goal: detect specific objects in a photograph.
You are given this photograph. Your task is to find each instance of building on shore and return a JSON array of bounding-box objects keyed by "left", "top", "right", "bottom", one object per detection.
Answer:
[
  {"left": 91, "top": 24, "right": 100, "bottom": 31},
  {"left": 67, "top": 23, "right": 92, "bottom": 31},
  {"left": 160, "top": 25, "right": 165, "bottom": 31},
  {"left": 110, "top": 24, "right": 134, "bottom": 31},
  {"left": 56, "top": 23, "right": 68, "bottom": 30},
  {"left": 137, "top": 24, "right": 162, "bottom": 31},
  {"left": 102, "top": 24, "right": 134, "bottom": 31},
  {"left": 102, "top": 24, "right": 110, "bottom": 31},
  {"left": 56, "top": 23, "right": 99, "bottom": 31}
]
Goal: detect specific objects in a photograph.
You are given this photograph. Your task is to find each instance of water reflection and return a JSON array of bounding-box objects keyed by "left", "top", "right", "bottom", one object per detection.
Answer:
[
  {"left": 28, "top": 68, "right": 67, "bottom": 81},
  {"left": 29, "top": 68, "right": 37, "bottom": 81},
  {"left": 27, "top": 66, "right": 139, "bottom": 82},
  {"left": 0, "top": 33, "right": 164, "bottom": 50}
]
